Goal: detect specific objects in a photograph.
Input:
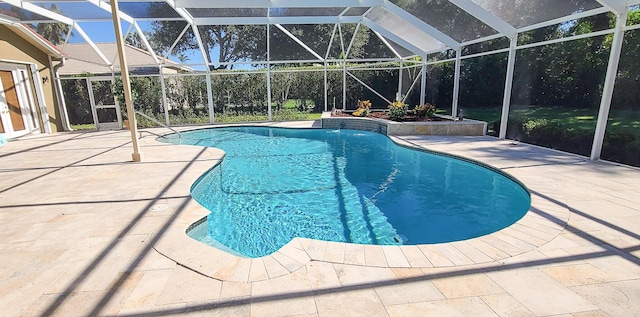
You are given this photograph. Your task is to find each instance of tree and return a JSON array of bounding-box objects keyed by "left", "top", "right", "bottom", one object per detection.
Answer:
[
  {"left": 611, "top": 9, "right": 640, "bottom": 111},
  {"left": 474, "top": 0, "right": 600, "bottom": 28},
  {"left": 146, "top": 5, "right": 377, "bottom": 68},
  {"left": 390, "top": 0, "right": 496, "bottom": 42},
  {"left": 125, "top": 31, "right": 146, "bottom": 50},
  {"left": 177, "top": 53, "right": 190, "bottom": 64},
  {"left": 201, "top": 24, "right": 267, "bottom": 68},
  {"left": 12, "top": 3, "right": 71, "bottom": 45},
  {"left": 148, "top": 5, "right": 268, "bottom": 69}
]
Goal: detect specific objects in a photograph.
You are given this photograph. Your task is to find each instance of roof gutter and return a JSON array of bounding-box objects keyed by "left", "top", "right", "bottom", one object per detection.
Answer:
[{"left": 51, "top": 56, "right": 73, "bottom": 131}]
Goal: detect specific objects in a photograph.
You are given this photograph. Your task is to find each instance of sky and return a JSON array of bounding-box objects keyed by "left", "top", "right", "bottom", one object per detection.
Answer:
[
  {"left": 22, "top": 1, "right": 204, "bottom": 66},
  {"left": 68, "top": 20, "right": 206, "bottom": 67},
  {"left": 24, "top": 2, "right": 347, "bottom": 70}
]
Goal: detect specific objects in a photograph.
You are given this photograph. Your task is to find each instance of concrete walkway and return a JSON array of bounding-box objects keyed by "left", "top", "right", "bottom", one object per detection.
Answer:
[{"left": 0, "top": 122, "right": 638, "bottom": 316}]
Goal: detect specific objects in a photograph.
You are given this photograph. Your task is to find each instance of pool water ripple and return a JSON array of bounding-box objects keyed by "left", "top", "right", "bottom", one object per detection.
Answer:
[{"left": 161, "top": 127, "right": 531, "bottom": 258}]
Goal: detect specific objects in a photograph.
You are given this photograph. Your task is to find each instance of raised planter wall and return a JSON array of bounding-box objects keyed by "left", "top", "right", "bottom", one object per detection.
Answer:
[{"left": 321, "top": 112, "right": 487, "bottom": 136}]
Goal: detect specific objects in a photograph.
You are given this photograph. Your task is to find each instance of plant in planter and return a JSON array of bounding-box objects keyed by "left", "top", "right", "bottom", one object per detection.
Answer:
[
  {"left": 353, "top": 99, "right": 372, "bottom": 117},
  {"left": 388, "top": 101, "right": 408, "bottom": 121},
  {"left": 414, "top": 103, "right": 436, "bottom": 118}
]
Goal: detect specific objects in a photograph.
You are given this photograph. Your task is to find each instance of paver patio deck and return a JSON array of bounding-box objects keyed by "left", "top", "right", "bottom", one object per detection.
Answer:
[{"left": 0, "top": 121, "right": 638, "bottom": 316}]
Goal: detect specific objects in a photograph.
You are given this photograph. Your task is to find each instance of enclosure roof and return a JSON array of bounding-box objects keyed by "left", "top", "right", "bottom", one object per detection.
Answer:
[
  {"left": 57, "top": 42, "right": 187, "bottom": 75},
  {"left": 0, "top": 0, "right": 636, "bottom": 70}
]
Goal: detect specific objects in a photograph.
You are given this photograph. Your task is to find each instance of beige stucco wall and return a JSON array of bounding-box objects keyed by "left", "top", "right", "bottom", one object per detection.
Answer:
[{"left": 0, "top": 25, "right": 62, "bottom": 133}]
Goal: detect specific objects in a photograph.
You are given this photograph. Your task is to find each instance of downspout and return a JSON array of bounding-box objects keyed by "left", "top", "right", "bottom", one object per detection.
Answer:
[{"left": 52, "top": 56, "right": 73, "bottom": 131}]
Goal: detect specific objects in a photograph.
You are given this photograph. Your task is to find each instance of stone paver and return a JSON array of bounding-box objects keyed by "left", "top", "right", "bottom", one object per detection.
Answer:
[
  {"left": 386, "top": 297, "right": 499, "bottom": 317},
  {"left": 0, "top": 124, "right": 638, "bottom": 316},
  {"left": 479, "top": 293, "right": 535, "bottom": 317},
  {"left": 431, "top": 272, "right": 504, "bottom": 299},
  {"left": 487, "top": 268, "right": 599, "bottom": 316}
]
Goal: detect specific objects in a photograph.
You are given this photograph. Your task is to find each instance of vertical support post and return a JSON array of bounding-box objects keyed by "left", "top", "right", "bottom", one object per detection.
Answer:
[
  {"left": 499, "top": 37, "right": 517, "bottom": 140},
  {"left": 159, "top": 70, "right": 170, "bottom": 126},
  {"left": 452, "top": 48, "right": 462, "bottom": 118},
  {"left": 191, "top": 22, "right": 214, "bottom": 123},
  {"left": 397, "top": 60, "right": 404, "bottom": 101},
  {"left": 342, "top": 60, "right": 347, "bottom": 110},
  {"left": 591, "top": 11, "right": 627, "bottom": 161},
  {"left": 338, "top": 23, "right": 346, "bottom": 110},
  {"left": 110, "top": 0, "right": 141, "bottom": 162},
  {"left": 420, "top": 57, "right": 427, "bottom": 105},
  {"left": 206, "top": 72, "right": 214, "bottom": 124},
  {"left": 324, "top": 61, "right": 328, "bottom": 112},
  {"left": 266, "top": 24, "right": 272, "bottom": 121},
  {"left": 267, "top": 69, "right": 272, "bottom": 121}
]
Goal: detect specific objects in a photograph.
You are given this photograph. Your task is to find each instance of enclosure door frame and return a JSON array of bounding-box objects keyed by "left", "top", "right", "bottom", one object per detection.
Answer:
[{"left": 87, "top": 77, "right": 122, "bottom": 130}]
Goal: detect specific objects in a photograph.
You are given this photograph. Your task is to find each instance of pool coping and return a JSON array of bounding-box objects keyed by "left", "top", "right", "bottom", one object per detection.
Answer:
[{"left": 152, "top": 124, "right": 570, "bottom": 283}]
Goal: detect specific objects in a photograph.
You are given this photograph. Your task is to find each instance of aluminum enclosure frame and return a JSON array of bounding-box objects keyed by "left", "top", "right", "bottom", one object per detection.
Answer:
[{"left": 1, "top": 0, "right": 637, "bottom": 162}]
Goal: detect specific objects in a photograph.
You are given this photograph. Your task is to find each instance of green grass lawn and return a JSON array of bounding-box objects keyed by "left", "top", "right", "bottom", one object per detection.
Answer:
[
  {"left": 282, "top": 99, "right": 314, "bottom": 110},
  {"left": 462, "top": 106, "right": 640, "bottom": 135},
  {"left": 71, "top": 124, "right": 96, "bottom": 130},
  {"left": 282, "top": 99, "right": 298, "bottom": 109}
]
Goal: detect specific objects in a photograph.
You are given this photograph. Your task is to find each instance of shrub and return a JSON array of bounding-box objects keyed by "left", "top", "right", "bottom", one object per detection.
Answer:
[
  {"left": 388, "top": 101, "right": 408, "bottom": 121},
  {"left": 414, "top": 103, "right": 436, "bottom": 118},
  {"left": 484, "top": 119, "right": 639, "bottom": 167},
  {"left": 353, "top": 99, "right": 372, "bottom": 117},
  {"left": 522, "top": 119, "right": 566, "bottom": 147},
  {"left": 602, "top": 132, "right": 640, "bottom": 167}
]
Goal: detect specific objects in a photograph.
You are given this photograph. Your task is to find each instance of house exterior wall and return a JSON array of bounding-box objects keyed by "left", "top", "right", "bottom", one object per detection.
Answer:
[{"left": 0, "top": 25, "right": 62, "bottom": 133}]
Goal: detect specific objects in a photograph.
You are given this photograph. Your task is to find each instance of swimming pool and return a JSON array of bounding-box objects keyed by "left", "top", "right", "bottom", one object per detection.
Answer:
[{"left": 162, "top": 127, "right": 530, "bottom": 258}]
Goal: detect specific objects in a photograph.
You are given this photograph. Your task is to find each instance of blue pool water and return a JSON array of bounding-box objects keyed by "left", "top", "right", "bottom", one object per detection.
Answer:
[{"left": 161, "top": 127, "right": 530, "bottom": 258}]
